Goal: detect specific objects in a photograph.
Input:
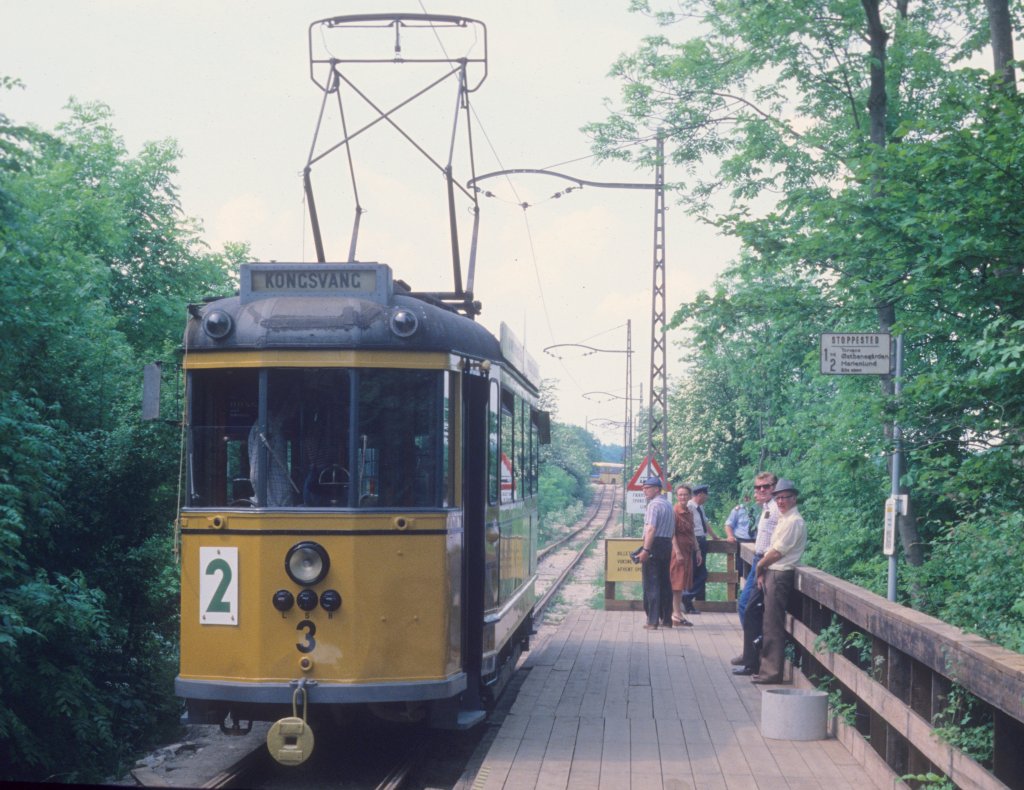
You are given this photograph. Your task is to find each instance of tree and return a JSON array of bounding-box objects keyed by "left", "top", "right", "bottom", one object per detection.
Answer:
[
  {"left": 537, "top": 383, "right": 599, "bottom": 539},
  {"left": 587, "top": 1, "right": 1024, "bottom": 644},
  {"left": 0, "top": 94, "right": 237, "bottom": 781}
]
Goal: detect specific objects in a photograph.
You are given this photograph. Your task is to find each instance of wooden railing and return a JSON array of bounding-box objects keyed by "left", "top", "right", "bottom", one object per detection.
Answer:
[{"left": 737, "top": 544, "right": 1024, "bottom": 789}]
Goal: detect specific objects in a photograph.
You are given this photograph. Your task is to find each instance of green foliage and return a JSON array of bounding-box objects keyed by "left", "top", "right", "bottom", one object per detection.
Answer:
[
  {"left": 0, "top": 92, "right": 235, "bottom": 782},
  {"left": 539, "top": 419, "right": 598, "bottom": 538},
  {"left": 814, "top": 616, "right": 883, "bottom": 677},
  {"left": 591, "top": 0, "right": 1024, "bottom": 653},
  {"left": 814, "top": 675, "right": 858, "bottom": 727},
  {"left": 828, "top": 690, "right": 858, "bottom": 728},
  {"left": 932, "top": 683, "right": 995, "bottom": 765},
  {"left": 900, "top": 773, "right": 954, "bottom": 790},
  {"left": 905, "top": 512, "right": 1024, "bottom": 653}
]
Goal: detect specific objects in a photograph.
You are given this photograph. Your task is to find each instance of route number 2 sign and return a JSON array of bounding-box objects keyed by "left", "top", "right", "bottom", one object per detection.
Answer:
[{"left": 199, "top": 547, "right": 239, "bottom": 625}]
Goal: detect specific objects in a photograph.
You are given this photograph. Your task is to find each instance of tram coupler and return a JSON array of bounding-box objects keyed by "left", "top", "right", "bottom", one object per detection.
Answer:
[
  {"left": 219, "top": 712, "right": 253, "bottom": 736},
  {"left": 266, "top": 679, "right": 315, "bottom": 766}
]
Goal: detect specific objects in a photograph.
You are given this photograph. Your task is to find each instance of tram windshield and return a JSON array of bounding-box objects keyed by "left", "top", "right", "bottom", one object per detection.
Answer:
[{"left": 187, "top": 368, "right": 452, "bottom": 509}]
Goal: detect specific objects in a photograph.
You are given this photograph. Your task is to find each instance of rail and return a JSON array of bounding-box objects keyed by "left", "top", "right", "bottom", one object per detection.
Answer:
[
  {"left": 538, "top": 483, "right": 612, "bottom": 561},
  {"left": 534, "top": 484, "right": 617, "bottom": 620},
  {"left": 736, "top": 543, "right": 1024, "bottom": 789}
]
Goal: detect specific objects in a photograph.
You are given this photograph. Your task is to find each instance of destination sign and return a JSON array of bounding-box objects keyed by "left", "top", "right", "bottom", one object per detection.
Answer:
[
  {"left": 820, "top": 333, "right": 892, "bottom": 375},
  {"left": 240, "top": 263, "right": 389, "bottom": 304}
]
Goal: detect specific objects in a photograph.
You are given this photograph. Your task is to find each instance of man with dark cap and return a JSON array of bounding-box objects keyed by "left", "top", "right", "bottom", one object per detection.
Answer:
[
  {"left": 751, "top": 478, "right": 807, "bottom": 684},
  {"left": 637, "top": 476, "right": 675, "bottom": 630},
  {"left": 681, "top": 484, "right": 719, "bottom": 614}
]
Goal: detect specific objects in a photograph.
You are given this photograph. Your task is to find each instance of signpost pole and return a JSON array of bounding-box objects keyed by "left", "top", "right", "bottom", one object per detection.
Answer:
[{"left": 887, "top": 334, "right": 904, "bottom": 602}]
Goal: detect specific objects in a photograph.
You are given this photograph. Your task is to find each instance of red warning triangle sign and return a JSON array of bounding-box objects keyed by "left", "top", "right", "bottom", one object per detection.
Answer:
[{"left": 626, "top": 456, "right": 666, "bottom": 491}]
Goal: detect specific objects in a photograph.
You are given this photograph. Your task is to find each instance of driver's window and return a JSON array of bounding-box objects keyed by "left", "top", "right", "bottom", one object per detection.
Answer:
[{"left": 284, "top": 369, "right": 352, "bottom": 507}]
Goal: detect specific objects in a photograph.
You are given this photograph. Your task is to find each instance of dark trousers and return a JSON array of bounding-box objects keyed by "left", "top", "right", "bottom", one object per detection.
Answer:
[
  {"left": 737, "top": 551, "right": 763, "bottom": 626},
  {"left": 740, "top": 584, "right": 764, "bottom": 671},
  {"left": 642, "top": 536, "right": 673, "bottom": 626},
  {"left": 759, "top": 568, "right": 795, "bottom": 680},
  {"left": 681, "top": 535, "right": 708, "bottom": 608}
]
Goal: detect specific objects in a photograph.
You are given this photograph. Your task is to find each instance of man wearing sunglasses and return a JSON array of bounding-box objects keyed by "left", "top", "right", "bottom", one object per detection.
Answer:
[
  {"left": 731, "top": 472, "right": 780, "bottom": 671},
  {"left": 750, "top": 479, "right": 807, "bottom": 684},
  {"left": 736, "top": 473, "right": 780, "bottom": 626}
]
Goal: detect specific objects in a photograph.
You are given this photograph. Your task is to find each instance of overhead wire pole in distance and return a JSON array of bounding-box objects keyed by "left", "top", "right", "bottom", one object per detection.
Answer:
[{"left": 468, "top": 157, "right": 667, "bottom": 469}]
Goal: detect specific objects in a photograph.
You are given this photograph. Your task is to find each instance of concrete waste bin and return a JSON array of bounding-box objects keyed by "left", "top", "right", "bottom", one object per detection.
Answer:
[{"left": 760, "top": 688, "right": 828, "bottom": 740}]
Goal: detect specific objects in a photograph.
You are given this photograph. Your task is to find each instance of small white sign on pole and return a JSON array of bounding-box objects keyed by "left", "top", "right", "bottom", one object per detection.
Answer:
[
  {"left": 820, "top": 333, "right": 892, "bottom": 375},
  {"left": 626, "top": 490, "right": 648, "bottom": 515},
  {"left": 882, "top": 495, "right": 908, "bottom": 556}
]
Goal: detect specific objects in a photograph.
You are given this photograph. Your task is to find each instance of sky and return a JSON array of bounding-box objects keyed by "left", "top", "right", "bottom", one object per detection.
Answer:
[{"left": 2, "top": 1, "right": 739, "bottom": 444}]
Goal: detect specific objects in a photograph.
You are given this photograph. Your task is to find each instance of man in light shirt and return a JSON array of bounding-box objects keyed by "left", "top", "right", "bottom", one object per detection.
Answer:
[
  {"left": 751, "top": 478, "right": 807, "bottom": 684},
  {"left": 637, "top": 476, "right": 675, "bottom": 630},
  {"left": 736, "top": 472, "right": 780, "bottom": 632}
]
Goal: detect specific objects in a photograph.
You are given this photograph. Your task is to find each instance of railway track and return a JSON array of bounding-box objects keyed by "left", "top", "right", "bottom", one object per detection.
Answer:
[
  {"left": 537, "top": 482, "right": 613, "bottom": 561},
  {"left": 534, "top": 483, "right": 618, "bottom": 620},
  {"left": 133, "top": 484, "right": 620, "bottom": 790}
]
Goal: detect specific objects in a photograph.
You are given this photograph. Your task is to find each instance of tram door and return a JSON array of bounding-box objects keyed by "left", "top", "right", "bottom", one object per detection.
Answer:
[{"left": 460, "top": 372, "right": 489, "bottom": 708}]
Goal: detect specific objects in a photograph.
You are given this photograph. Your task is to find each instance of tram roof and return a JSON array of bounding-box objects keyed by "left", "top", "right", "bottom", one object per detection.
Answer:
[{"left": 184, "top": 262, "right": 541, "bottom": 388}]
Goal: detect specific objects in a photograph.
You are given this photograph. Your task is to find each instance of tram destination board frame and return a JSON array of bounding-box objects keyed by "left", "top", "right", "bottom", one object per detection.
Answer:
[{"left": 820, "top": 332, "right": 892, "bottom": 375}]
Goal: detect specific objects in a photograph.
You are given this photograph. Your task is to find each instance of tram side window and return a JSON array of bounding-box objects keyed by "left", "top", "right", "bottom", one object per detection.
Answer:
[
  {"left": 499, "top": 390, "right": 515, "bottom": 503},
  {"left": 488, "top": 382, "right": 499, "bottom": 505},
  {"left": 530, "top": 409, "right": 540, "bottom": 495},
  {"left": 188, "top": 369, "right": 259, "bottom": 507},
  {"left": 357, "top": 369, "right": 446, "bottom": 508},
  {"left": 516, "top": 396, "right": 527, "bottom": 500},
  {"left": 442, "top": 372, "right": 454, "bottom": 508}
]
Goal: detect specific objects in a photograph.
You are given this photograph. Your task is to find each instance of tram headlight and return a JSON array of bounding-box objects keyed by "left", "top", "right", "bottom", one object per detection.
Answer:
[
  {"left": 202, "top": 309, "right": 234, "bottom": 340},
  {"left": 389, "top": 308, "right": 419, "bottom": 338},
  {"left": 285, "top": 541, "right": 330, "bottom": 586}
]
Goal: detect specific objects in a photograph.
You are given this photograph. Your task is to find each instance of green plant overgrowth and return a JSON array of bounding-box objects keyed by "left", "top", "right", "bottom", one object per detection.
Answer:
[
  {"left": 0, "top": 94, "right": 239, "bottom": 782},
  {"left": 932, "top": 683, "right": 995, "bottom": 765},
  {"left": 901, "top": 772, "right": 954, "bottom": 789}
]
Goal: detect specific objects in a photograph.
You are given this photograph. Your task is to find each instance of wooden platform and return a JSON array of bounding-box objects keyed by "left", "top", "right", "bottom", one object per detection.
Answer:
[{"left": 468, "top": 609, "right": 886, "bottom": 789}]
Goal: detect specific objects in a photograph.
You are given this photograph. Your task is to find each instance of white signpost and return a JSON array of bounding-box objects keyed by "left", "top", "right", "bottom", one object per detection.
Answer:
[
  {"left": 819, "top": 331, "right": 904, "bottom": 602},
  {"left": 625, "top": 456, "right": 666, "bottom": 515},
  {"left": 820, "top": 333, "right": 892, "bottom": 375},
  {"left": 883, "top": 495, "right": 908, "bottom": 556}
]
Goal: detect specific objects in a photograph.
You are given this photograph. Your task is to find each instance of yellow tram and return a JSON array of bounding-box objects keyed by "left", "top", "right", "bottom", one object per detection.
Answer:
[{"left": 174, "top": 262, "right": 547, "bottom": 746}]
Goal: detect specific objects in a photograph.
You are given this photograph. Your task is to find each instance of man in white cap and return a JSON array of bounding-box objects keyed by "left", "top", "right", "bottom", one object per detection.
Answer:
[
  {"left": 751, "top": 478, "right": 807, "bottom": 684},
  {"left": 637, "top": 476, "right": 675, "bottom": 629}
]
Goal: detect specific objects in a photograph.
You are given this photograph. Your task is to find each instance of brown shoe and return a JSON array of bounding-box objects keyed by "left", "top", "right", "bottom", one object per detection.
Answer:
[
  {"left": 751, "top": 674, "right": 783, "bottom": 684},
  {"left": 730, "top": 655, "right": 745, "bottom": 666},
  {"left": 643, "top": 624, "right": 659, "bottom": 630}
]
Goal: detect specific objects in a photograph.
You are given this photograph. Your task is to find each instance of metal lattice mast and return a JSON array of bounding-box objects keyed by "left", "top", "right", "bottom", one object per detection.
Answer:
[
  {"left": 623, "top": 319, "right": 633, "bottom": 529},
  {"left": 625, "top": 319, "right": 633, "bottom": 470},
  {"left": 647, "top": 133, "right": 668, "bottom": 466}
]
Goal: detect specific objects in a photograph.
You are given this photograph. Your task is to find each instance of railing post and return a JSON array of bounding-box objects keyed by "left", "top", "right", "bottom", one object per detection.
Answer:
[
  {"left": 993, "top": 709, "right": 1024, "bottom": 787},
  {"left": 884, "top": 641, "right": 910, "bottom": 776}
]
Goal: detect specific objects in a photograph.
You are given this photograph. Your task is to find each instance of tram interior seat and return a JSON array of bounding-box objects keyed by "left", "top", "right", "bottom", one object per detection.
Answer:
[{"left": 231, "top": 478, "right": 255, "bottom": 506}]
